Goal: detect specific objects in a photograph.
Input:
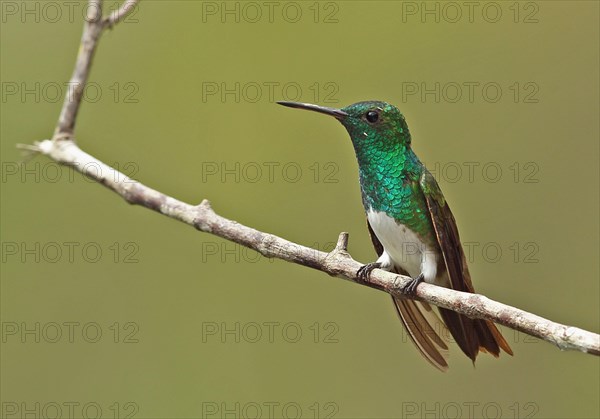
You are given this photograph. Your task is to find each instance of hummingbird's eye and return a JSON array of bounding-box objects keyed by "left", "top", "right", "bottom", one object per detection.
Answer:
[{"left": 365, "top": 110, "right": 379, "bottom": 123}]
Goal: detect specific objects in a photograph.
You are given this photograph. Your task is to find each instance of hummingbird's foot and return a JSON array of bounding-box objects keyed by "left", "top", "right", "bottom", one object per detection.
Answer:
[
  {"left": 402, "top": 273, "right": 424, "bottom": 296},
  {"left": 357, "top": 262, "right": 382, "bottom": 283}
]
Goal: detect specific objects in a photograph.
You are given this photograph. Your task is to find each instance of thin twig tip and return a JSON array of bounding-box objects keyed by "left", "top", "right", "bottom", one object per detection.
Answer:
[{"left": 335, "top": 232, "right": 349, "bottom": 251}]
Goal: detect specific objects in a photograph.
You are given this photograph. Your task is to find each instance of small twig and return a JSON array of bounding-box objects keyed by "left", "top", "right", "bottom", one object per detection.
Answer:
[
  {"left": 54, "top": 0, "right": 139, "bottom": 136},
  {"left": 20, "top": 0, "right": 600, "bottom": 358},
  {"left": 106, "top": 0, "right": 138, "bottom": 26},
  {"left": 335, "top": 232, "right": 349, "bottom": 252}
]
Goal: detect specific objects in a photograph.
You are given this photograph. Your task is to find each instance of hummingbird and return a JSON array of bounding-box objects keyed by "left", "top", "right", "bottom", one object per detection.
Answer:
[{"left": 277, "top": 100, "right": 513, "bottom": 371}]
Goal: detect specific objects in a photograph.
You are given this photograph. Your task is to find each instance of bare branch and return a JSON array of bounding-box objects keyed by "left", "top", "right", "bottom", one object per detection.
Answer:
[
  {"left": 106, "top": 0, "right": 139, "bottom": 26},
  {"left": 22, "top": 0, "right": 599, "bottom": 358},
  {"left": 85, "top": 0, "right": 103, "bottom": 23},
  {"left": 30, "top": 138, "right": 600, "bottom": 356},
  {"left": 54, "top": 0, "right": 138, "bottom": 136}
]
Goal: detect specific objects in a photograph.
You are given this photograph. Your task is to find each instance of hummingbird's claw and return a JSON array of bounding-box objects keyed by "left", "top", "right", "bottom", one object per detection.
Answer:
[
  {"left": 402, "top": 273, "right": 425, "bottom": 296},
  {"left": 357, "top": 262, "right": 382, "bottom": 283}
]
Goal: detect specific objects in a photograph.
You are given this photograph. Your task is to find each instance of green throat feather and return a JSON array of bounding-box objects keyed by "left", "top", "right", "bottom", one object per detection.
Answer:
[{"left": 338, "top": 101, "right": 435, "bottom": 241}]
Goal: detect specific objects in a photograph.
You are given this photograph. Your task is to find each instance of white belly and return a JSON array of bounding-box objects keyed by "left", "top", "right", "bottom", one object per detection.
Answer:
[{"left": 367, "top": 208, "right": 441, "bottom": 284}]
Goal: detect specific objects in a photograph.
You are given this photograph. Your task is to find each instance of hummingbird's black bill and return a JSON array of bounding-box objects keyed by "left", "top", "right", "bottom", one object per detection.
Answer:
[{"left": 277, "top": 101, "right": 348, "bottom": 119}]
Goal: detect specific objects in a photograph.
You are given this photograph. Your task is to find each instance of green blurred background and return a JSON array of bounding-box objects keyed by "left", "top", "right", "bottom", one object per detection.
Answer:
[{"left": 1, "top": 1, "right": 598, "bottom": 418}]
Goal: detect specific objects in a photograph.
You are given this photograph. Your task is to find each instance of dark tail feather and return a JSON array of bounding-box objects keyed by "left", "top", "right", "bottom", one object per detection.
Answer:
[
  {"left": 439, "top": 308, "right": 513, "bottom": 361},
  {"left": 479, "top": 319, "right": 514, "bottom": 356},
  {"left": 393, "top": 297, "right": 450, "bottom": 372},
  {"left": 439, "top": 308, "right": 478, "bottom": 361}
]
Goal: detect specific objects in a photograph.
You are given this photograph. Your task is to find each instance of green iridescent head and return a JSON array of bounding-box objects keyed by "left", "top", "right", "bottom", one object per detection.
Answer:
[
  {"left": 277, "top": 100, "right": 412, "bottom": 151},
  {"left": 339, "top": 101, "right": 411, "bottom": 147},
  {"left": 278, "top": 100, "right": 421, "bottom": 215}
]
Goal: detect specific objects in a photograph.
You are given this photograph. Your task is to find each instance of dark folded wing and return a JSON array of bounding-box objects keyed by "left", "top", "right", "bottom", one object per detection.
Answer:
[
  {"left": 419, "top": 170, "right": 474, "bottom": 292},
  {"left": 419, "top": 170, "right": 513, "bottom": 358}
]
